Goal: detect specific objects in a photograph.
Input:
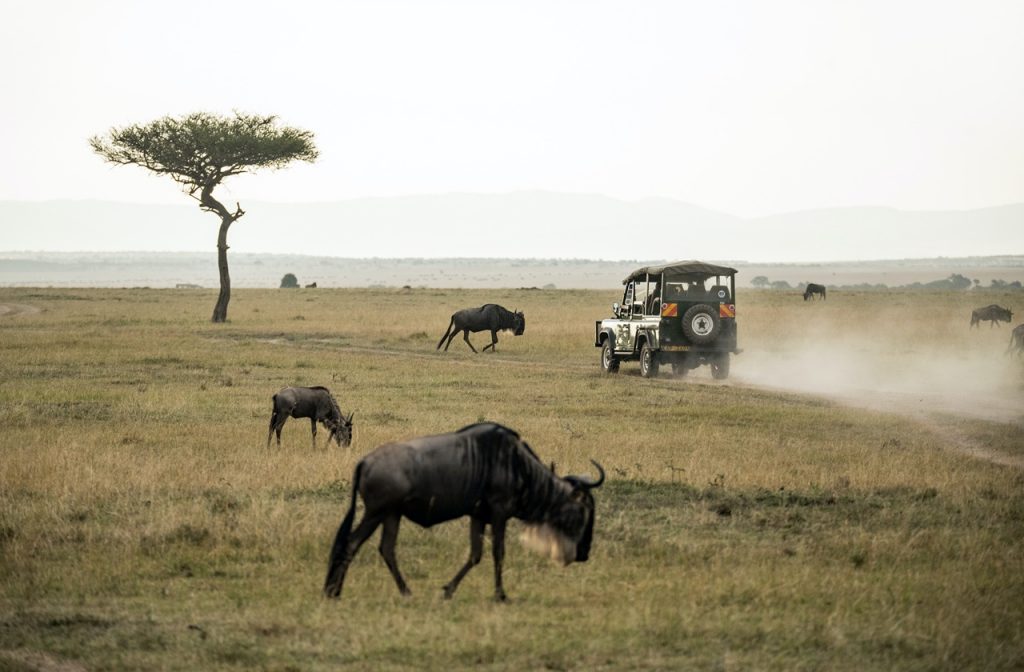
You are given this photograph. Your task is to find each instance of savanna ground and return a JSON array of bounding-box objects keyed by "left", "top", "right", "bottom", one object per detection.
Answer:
[{"left": 0, "top": 285, "right": 1022, "bottom": 671}]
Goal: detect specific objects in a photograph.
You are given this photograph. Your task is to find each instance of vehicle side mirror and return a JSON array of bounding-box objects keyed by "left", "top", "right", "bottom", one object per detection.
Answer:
[{"left": 612, "top": 302, "right": 620, "bottom": 317}]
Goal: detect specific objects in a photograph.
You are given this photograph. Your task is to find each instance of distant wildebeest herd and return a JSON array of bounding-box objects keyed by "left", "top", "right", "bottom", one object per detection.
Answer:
[
  {"left": 263, "top": 303, "right": 607, "bottom": 602},
  {"left": 802, "top": 286, "right": 1023, "bottom": 357}
]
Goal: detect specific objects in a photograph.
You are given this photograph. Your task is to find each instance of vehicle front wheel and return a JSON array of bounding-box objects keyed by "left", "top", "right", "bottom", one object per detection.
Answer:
[
  {"left": 639, "top": 342, "right": 660, "bottom": 378},
  {"left": 601, "top": 340, "right": 620, "bottom": 373},
  {"left": 711, "top": 353, "right": 730, "bottom": 380}
]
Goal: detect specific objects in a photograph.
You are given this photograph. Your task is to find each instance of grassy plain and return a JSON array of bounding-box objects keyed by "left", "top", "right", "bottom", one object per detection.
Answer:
[{"left": 0, "top": 285, "right": 1022, "bottom": 671}]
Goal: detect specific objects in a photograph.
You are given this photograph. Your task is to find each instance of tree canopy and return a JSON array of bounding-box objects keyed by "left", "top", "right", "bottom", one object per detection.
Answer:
[
  {"left": 90, "top": 112, "right": 318, "bottom": 322},
  {"left": 89, "top": 112, "right": 318, "bottom": 196}
]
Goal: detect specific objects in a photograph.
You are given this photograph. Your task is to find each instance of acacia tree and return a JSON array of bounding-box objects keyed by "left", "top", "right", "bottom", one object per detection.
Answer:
[{"left": 90, "top": 112, "right": 318, "bottom": 322}]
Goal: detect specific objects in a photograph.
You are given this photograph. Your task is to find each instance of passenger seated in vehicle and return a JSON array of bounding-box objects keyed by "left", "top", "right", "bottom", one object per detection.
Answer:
[
  {"left": 646, "top": 286, "right": 661, "bottom": 315},
  {"left": 685, "top": 279, "right": 707, "bottom": 298}
]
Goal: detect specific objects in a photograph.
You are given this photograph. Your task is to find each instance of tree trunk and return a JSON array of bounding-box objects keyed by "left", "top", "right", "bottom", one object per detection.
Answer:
[
  {"left": 211, "top": 217, "right": 232, "bottom": 323},
  {"left": 199, "top": 187, "right": 244, "bottom": 324}
]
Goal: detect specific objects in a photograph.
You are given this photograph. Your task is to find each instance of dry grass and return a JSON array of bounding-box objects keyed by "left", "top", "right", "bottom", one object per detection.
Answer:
[{"left": 0, "top": 285, "right": 1022, "bottom": 671}]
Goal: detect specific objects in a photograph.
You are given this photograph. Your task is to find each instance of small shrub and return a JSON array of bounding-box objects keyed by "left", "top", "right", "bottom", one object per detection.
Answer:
[{"left": 280, "top": 273, "right": 299, "bottom": 289}]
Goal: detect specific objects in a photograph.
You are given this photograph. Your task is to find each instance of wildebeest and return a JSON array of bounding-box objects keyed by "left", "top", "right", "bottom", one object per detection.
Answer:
[
  {"left": 267, "top": 386, "right": 353, "bottom": 449},
  {"left": 803, "top": 283, "right": 826, "bottom": 301},
  {"left": 1007, "top": 324, "right": 1024, "bottom": 356},
  {"left": 971, "top": 304, "right": 1012, "bottom": 328},
  {"left": 436, "top": 304, "right": 525, "bottom": 353},
  {"left": 323, "top": 422, "right": 604, "bottom": 601}
]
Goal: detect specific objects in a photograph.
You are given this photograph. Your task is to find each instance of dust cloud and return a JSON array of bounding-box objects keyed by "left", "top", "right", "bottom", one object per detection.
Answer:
[{"left": 730, "top": 313, "right": 1024, "bottom": 426}]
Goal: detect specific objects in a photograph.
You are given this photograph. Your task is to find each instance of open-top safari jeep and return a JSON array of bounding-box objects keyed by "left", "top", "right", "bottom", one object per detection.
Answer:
[{"left": 594, "top": 260, "right": 739, "bottom": 379}]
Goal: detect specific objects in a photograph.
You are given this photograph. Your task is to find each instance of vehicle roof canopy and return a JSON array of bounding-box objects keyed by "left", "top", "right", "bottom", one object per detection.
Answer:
[{"left": 623, "top": 260, "right": 738, "bottom": 284}]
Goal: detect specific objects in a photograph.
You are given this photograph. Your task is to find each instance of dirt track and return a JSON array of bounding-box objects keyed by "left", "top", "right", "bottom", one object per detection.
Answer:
[
  {"left": 0, "top": 303, "right": 41, "bottom": 318},
  {"left": 243, "top": 333, "right": 1024, "bottom": 468}
]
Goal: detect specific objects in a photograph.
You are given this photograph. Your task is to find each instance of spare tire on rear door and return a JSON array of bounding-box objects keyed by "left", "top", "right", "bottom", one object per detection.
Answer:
[{"left": 681, "top": 303, "right": 721, "bottom": 344}]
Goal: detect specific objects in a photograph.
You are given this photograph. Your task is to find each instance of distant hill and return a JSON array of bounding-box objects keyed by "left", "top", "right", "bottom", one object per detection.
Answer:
[
  {"left": 1, "top": 193, "right": 1021, "bottom": 261},
  {"left": 1, "top": 251, "right": 1022, "bottom": 289}
]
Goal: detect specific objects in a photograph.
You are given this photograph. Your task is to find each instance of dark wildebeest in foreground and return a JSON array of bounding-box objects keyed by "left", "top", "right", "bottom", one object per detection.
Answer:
[
  {"left": 803, "top": 283, "right": 826, "bottom": 300},
  {"left": 436, "top": 304, "right": 525, "bottom": 353},
  {"left": 267, "top": 386, "right": 353, "bottom": 449},
  {"left": 323, "top": 422, "right": 604, "bottom": 602},
  {"left": 1006, "top": 324, "right": 1024, "bottom": 357},
  {"left": 970, "top": 304, "right": 1012, "bottom": 328}
]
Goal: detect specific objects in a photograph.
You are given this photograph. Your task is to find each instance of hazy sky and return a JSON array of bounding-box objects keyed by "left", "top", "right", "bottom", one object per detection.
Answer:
[{"left": 1, "top": 0, "right": 1022, "bottom": 220}]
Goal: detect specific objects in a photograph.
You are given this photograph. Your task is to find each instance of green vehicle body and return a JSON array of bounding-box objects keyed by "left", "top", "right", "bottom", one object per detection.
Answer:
[{"left": 594, "top": 260, "right": 740, "bottom": 379}]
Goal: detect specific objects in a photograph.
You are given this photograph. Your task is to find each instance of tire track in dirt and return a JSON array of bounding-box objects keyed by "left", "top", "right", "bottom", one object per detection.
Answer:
[
  {"left": 739, "top": 381, "right": 1024, "bottom": 468},
  {"left": 222, "top": 334, "right": 1024, "bottom": 468},
  {"left": 0, "top": 303, "right": 42, "bottom": 318}
]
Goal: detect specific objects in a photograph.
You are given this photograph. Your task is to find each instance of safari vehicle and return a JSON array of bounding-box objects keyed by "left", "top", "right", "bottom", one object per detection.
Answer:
[{"left": 594, "top": 260, "right": 739, "bottom": 379}]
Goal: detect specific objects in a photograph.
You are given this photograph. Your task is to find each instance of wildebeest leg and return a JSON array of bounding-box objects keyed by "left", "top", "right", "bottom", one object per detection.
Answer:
[
  {"left": 462, "top": 330, "right": 478, "bottom": 353},
  {"left": 491, "top": 517, "right": 508, "bottom": 602},
  {"left": 436, "top": 317, "right": 455, "bottom": 350},
  {"left": 482, "top": 330, "right": 498, "bottom": 352},
  {"left": 310, "top": 418, "right": 318, "bottom": 449},
  {"left": 443, "top": 517, "right": 485, "bottom": 599},
  {"left": 270, "top": 414, "right": 288, "bottom": 448},
  {"left": 443, "top": 329, "right": 460, "bottom": 351},
  {"left": 267, "top": 411, "right": 279, "bottom": 448},
  {"left": 378, "top": 514, "right": 411, "bottom": 596},
  {"left": 323, "top": 512, "right": 384, "bottom": 598}
]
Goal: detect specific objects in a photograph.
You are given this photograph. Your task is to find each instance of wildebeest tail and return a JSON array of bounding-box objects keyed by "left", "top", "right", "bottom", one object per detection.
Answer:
[
  {"left": 323, "top": 461, "right": 363, "bottom": 596},
  {"left": 266, "top": 394, "right": 280, "bottom": 447},
  {"left": 436, "top": 316, "right": 455, "bottom": 350}
]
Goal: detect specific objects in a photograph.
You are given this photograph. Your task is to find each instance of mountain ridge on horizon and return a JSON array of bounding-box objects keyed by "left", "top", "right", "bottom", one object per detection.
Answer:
[
  {"left": 10, "top": 190, "right": 1023, "bottom": 218},
  {"left": 2, "top": 192, "right": 1021, "bottom": 262}
]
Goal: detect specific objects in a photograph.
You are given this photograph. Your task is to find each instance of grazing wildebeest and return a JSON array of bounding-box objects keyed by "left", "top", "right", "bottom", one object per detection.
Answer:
[
  {"left": 1007, "top": 324, "right": 1024, "bottom": 357},
  {"left": 267, "top": 386, "right": 353, "bottom": 449},
  {"left": 436, "top": 304, "right": 525, "bottom": 353},
  {"left": 803, "top": 283, "right": 826, "bottom": 301},
  {"left": 322, "top": 422, "right": 604, "bottom": 602},
  {"left": 970, "top": 304, "right": 1012, "bottom": 328}
]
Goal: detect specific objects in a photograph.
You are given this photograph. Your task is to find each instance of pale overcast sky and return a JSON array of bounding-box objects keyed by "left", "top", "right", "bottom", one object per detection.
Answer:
[{"left": 1, "top": 0, "right": 1022, "bottom": 220}]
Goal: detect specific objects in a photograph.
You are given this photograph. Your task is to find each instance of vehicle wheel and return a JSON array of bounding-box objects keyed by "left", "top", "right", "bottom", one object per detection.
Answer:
[
  {"left": 681, "top": 304, "right": 721, "bottom": 345},
  {"left": 639, "top": 342, "right": 659, "bottom": 378},
  {"left": 600, "top": 339, "right": 620, "bottom": 374},
  {"left": 711, "top": 353, "right": 730, "bottom": 380}
]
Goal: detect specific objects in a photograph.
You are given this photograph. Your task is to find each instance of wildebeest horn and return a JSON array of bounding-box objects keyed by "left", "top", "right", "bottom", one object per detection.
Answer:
[{"left": 567, "top": 460, "right": 605, "bottom": 489}]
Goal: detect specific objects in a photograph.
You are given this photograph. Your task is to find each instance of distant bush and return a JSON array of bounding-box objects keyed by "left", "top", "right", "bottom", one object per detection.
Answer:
[
  {"left": 987, "top": 279, "right": 1024, "bottom": 290},
  {"left": 280, "top": 273, "right": 299, "bottom": 289}
]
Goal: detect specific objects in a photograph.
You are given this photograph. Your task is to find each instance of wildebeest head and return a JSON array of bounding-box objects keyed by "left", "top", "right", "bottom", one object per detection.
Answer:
[
  {"left": 513, "top": 310, "right": 526, "bottom": 336},
  {"left": 522, "top": 459, "right": 605, "bottom": 565},
  {"left": 327, "top": 412, "right": 354, "bottom": 447}
]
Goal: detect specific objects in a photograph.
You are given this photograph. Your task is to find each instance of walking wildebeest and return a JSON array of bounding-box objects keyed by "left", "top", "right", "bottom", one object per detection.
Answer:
[
  {"left": 436, "top": 304, "right": 525, "bottom": 353},
  {"left": 803, "top": 283, "right": 826, "bottom": 300},
  {"left": 1006, "top": 324, "right": 1024, "bottom": 357},
  {"left": 970, "top": 304, "right": 1013, "bottom": 328},
  {"left": 266, "top": 386, "right": 353, "bottom": 449},
  {"left": 322, "top": 422, "right": 604, "bottom": 602}
]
